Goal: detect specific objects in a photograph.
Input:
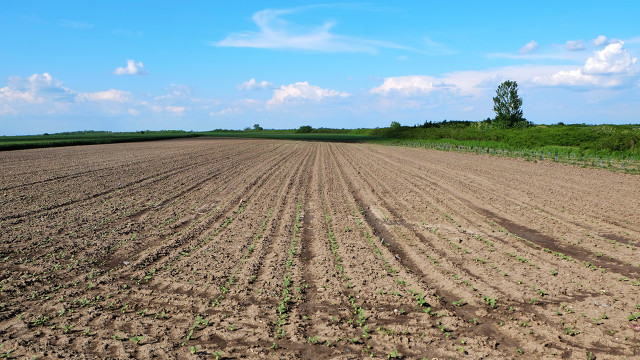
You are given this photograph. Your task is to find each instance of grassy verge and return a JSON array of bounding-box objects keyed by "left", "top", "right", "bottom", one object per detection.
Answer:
[{"left": 368, "top": 122, "right": 640, "bottom": 172}]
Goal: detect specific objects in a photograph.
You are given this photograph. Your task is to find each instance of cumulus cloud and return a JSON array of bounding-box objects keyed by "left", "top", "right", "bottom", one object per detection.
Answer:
[
  {"left": 237, "top": 78, "right": 274, "bottom": 91},
  {"left": 564, "top": 39, "right": 585, "bottom": 51},
  {"left": 370, "top": 76, "right": 451, "bottom": 96},
  {"left": 519, "top": 40, "right": 538, "bottom": 54},
  {"left": 114, "top": 59, "right": 147, "bottom": 75},
  {"left": 0, "top": 73, "right": 75, "bottom": 104},
  {"left": 533, "top": 42, "right": 638, "bottom": 87},
  {"left": 584, "top": 42, "right": 637, "bottom": 74},
  {"left": 214, "top": 7, "right": 411, "bottom": 53},
  {"left": 77, "top": 89, "right": 131, "bottom": 102},
  {"left": 267, "top": 81, "right": 349, "bottom": 106},
  {"left": 592, "top": 35, "right": 608, "bottom": 46}
]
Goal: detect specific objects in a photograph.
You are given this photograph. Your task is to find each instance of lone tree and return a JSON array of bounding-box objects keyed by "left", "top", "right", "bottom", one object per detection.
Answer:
[{"left": 492, "top": 80, "right": 528, "bottom": 128}]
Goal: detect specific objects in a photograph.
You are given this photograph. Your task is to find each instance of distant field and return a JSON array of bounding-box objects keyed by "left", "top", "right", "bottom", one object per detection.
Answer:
[
  {"left": 0, "top": 131, "right": 200, "bottom": 151},
  {"left": 0, "top": 130, "right": 379, "bottom": 151}
]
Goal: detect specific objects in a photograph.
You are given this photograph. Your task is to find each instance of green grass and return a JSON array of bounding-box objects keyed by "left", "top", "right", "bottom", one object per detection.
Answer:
[
  {"left": 0, "top": 130, "right": 199, "bottom": 151},
  {"left": 373, "top": 122, "right": 640, "bottom": 158}
]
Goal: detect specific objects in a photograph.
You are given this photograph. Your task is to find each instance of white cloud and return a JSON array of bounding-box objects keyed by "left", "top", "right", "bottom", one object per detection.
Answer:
[
  {"left": 584, "top": 42, "right": 637, "bottom": 74},
  {"left": 237, "top": 78, "right": 274, "bottom": 91},
  {"left": 165, "top": 106, "right": 185, "bottom": 116},
  {"left": 267, "top": 81, "right": 349, "bottom": 106},
  {"left": 114, "top": 59, "right": 147, "bottom": 75},
  {"left": 77, "top": 89, "right": 131, "bottom": 102},
  {"left": 592, "top": 35, "right": 608, "bottom": 46},
  {"left": 0, "top": 73, "right": 75, "bottom": 103},
  {"left": 209, "top": 107, "right": 235, "bottom": 117},
  {"left": 369, "top": 65, "right": 576, "bottom": 101},
  {"left": 214, "top": 7, "right": 412, "bottom": 53},
  {"left": 370, "top": 76, "right": 451, "bottom": 96},
  {"left": 128, "top": 108, "right": 139, "bottom": 116},
  {"left": 533, "top": 42, "right": 638, "bottom": 87},
  {"left": 519, "top": 40, "right": 538, "bottom": 54},
  {"left": 564, "top": 39, "right": 585, "bottom": 51}
]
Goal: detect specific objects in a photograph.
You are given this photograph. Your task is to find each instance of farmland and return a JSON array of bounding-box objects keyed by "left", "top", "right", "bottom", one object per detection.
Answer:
[{"left": 1, "top": 138, "right": 639, "bottom": 359}]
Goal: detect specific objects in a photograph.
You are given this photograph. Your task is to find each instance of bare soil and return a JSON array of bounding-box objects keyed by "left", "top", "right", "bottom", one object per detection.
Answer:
[{"left": 1, "top": 138, "right": 639, "bottom": 359}]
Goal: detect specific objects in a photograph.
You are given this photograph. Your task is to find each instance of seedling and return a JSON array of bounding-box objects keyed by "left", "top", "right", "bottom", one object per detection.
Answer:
[
  {"left": 483, "top": 296, "right": 497, "bottom": 309},
  {"left": 31, "top": 316, "right": 48, "bottom": 327},
  {"left": 189, "top": 346, "right": 199, "bottom": 355},
  {"left": 564, "top": 327, "right": 579, "bottom": 336},
  {"left": 628, "top": 312, "right": 640, "bottom": 321},
  {"left": 529, "top": 298, "right": 539, "bottom": 305},
  {"left": 388, "top": 349, "right": 401, "bottom": 359},
  {"left": 129, "top": 335, "right": 144, "bottom": 345}
]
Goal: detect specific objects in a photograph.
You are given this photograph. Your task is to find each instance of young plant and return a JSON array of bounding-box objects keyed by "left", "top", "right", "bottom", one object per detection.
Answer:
[
  {"left": 129, "top": 335, "right": 144, "bottom": 345},
  {"left": 483, "top": 295, "right": 497, "bottom": 309},
  {"left": 388, "top": 349, "right": 402, "bottom": 359}
]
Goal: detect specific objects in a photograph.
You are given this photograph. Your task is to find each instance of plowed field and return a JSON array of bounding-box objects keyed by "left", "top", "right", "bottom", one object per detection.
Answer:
[{"left": 1, "top": 138, "right": 639, "bottom": 359}]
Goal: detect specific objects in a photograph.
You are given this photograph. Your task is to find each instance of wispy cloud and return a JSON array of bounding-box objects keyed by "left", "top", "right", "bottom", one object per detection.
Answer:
[
  {"left": 370, "top": 76, "right": 454, "bottom": 96},
  {"left": 564, "top": 39, "right": 585, "bottom": 51},
  {"left": 237, "top": 78, "right": 274, "bottom": 91},
  {"left": 423, "top": 36, "right": 455, "bottom": 55},
  {"left": 519, "top": 40, "right": 538, "bottom": 54},
  {"left": 214, "top": 7, "right": 413, "bottom": 54},
  {"left": 114, "top": 60, "right": 147, "bottom": 75},
  {"left": 592, "top": 35, "right": 608, "bottom": 46},
  {"left": 77, "top": 89, "right": 131, "bottom": 102},
  {"left": 154, "top": 84, "right": 192, "bottom": 100}
]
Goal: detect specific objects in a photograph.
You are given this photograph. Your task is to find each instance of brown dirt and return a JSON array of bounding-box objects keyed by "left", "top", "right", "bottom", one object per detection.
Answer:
[{"left": 1, "top": 138, "right": 639, "bottom": 359}]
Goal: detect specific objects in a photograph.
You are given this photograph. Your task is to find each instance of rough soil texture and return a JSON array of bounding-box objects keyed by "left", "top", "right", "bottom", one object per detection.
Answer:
[{"left": 1, "top": 138, "right": 639, "bottom": 359}]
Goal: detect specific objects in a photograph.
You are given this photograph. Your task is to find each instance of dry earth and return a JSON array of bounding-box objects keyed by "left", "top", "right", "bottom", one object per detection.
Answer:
[{"left": 1, "top": 138, "right": 639, "bottom": 359}]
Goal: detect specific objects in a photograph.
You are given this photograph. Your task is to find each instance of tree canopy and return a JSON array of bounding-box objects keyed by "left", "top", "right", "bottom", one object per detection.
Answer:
[{"left": 492, "top": 80, "right": 529, "bottom": 129}]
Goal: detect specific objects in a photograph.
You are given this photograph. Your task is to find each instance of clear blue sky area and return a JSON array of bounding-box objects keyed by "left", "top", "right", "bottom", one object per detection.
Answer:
[{"left": 1, "top": 1, "right": 639, "bottom": 135}]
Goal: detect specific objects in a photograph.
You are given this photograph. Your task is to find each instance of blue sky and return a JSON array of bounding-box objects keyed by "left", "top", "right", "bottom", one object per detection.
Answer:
[{"left": 1, "top": 1, "right": 639, "bottom": 135}]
